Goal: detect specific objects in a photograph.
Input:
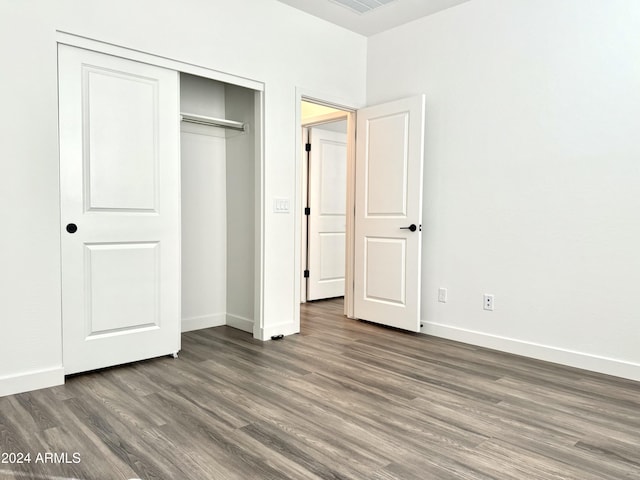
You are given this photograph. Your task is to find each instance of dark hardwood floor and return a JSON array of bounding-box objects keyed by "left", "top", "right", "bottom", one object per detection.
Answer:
[{"left": 1, "top": 298, "right": 639, "bottom": 479}]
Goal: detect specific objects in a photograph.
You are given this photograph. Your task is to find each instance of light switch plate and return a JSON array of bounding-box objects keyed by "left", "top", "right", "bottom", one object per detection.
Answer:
[{"left": 273, "top": 197, "right": 290, "bottom": 213}]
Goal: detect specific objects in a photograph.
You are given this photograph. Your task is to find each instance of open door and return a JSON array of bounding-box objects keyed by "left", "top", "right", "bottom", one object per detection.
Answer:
[
  {"left": 353, "top": 95, "right": 425, "bottom": 332},
  {"left": 306, "top": 126, "right": 348, "bottom": 300},
  {"left": 59, "top": 45, "right": 181, "bottom": 374}
]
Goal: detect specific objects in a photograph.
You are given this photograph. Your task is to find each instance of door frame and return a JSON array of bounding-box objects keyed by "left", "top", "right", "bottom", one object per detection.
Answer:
[
  {"left": 300, "top": 116, "right": 348, "bottom": 303},
  {"left": 56, "top": 32, "right": 266, "bottom": 341},
  {"left": 294, "top": 89, "right": 358, "bottom": 330}
]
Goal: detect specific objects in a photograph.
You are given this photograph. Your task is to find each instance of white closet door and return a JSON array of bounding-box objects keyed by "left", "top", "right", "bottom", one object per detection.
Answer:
[
  {"left": 307, "top": 127, "right": 347, "bottom": 300},
  {"left": 59, "top": 45, "right": 181, "bottom": 374}
]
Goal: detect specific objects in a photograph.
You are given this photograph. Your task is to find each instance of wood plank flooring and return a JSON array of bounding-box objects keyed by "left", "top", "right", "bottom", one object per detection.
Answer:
[{"left": 1, "top": 298, "right": 639, "bottom": 479}]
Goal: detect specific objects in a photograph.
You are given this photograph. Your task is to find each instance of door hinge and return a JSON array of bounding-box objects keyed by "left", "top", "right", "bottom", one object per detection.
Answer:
[
  {"left": 305, "top": 143, "right": 311, "bottom": 152},
  {"left": 304, "top": 207, "right": 310, "bottom": 215},
  {"left": 304, "top": 270, "right": 310, "bottom": 278}
]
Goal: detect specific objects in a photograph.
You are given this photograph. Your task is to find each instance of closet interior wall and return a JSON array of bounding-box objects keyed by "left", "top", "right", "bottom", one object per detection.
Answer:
[{"left": 180, "top": 73, "right": 255, "bottom": 334}]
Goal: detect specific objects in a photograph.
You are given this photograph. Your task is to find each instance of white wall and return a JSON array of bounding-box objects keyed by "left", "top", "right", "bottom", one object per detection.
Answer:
[
  {"left": 225, "top": 84, "right": 256, "bottom": 332},
  {"left": 180, "top": 74, "right": 228, "bottom": 332},
  {"left": 0, "top": 0, "right": 366, "bottom": 396},
  {"left": 367, "top": 0, "right": 640, "bottom": 380}
]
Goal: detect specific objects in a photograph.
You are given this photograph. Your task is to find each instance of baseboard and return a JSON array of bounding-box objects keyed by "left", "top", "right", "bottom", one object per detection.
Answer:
[
  {"left": 423, "top": 321, "right": 640, "bottom": 382},
  {"left": 226, "top": 314, "right": 254, "bottom": 333},
  {"left": 182, "top": 313, "right": 226, "bottom": 332},
  {"left": 0, "top": 367, "right": 65, "bottom": 397}
]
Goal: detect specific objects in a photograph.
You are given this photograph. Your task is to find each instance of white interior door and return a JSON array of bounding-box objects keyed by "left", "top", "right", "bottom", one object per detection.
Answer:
[
  {"left": 307, "top": 126, "right": 347, "bottom": 300},
  {"left": 59, "top": 45, "right": 181, "bottom": 374},
  {"left": 354, "top": 95, "right": 425, "bottom": 332}
]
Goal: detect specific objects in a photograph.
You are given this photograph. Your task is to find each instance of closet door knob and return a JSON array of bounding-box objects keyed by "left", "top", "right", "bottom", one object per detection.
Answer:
[
  {"left": 400, "top": 224, "right": 417, "bottom": 232},
  {"left": 66, "top": 223, "right": 78, "bottom": 234}
]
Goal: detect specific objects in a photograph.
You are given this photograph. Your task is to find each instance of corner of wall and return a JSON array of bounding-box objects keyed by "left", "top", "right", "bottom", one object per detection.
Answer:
[
  {"left": 225, "top": 314, "right": 254, "bottom": 334},
  {"left": 181, "top": 313, "right": 227, "bottom": 333}
]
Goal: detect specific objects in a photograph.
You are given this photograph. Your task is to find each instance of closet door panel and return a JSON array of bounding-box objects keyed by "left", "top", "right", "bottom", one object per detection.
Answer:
[{"left": 59, "top": 45, "right": 180, "bottom": 375}]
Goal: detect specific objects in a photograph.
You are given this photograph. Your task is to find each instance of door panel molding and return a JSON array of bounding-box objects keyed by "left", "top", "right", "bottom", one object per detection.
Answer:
[
  {"left": 365, "top": 111, "right": 410, "bottom": 217},
  {"left": 82, "top": 64, "right": 160, "bottom": 212}
]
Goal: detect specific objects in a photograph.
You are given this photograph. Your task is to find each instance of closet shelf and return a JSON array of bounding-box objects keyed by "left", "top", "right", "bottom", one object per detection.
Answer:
[{"left": 180, "top": 112, "right": 246, "bottom": 132}]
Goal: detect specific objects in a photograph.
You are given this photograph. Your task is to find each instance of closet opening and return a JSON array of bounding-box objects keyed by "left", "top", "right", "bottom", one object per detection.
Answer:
[
  {"left": 58, "top": 35, "right": 265, "bottom": 376},
  {"left": 180, "top": 73, "right": 261, "bottom": 337}
]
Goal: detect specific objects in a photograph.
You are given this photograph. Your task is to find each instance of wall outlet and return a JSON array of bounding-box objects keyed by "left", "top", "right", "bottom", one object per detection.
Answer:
[
  {"left": 483, "top": 294, "right": 494, "bottom": 311},
  {"left": 438, "top": 287, "right": 447, "bottom": 303}
]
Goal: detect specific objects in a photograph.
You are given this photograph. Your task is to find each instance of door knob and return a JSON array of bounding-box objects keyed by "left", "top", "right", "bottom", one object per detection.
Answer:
[
  {"left": 400, "top": 224, "right": 417, "bottom": 232},
  {"left": 66, "top": 223, "right": 78, "bottom": 234}
]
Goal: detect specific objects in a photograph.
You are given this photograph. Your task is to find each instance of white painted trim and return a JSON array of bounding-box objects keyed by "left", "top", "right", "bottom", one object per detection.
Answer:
[
  {"left": 293, "top": 90, "right": 305, "bottom": 333},
  {"left": 0, "top": 367, "right": 64, "bottom": 397},
  {"left": 258, "top": 321, "right": 299, "bottom": 341},
  {"left": 299, "top": 89, "right": 360, "bottom": 112},
  {"left": 253, "top": 90, "right": 265, "bottom": 341},
  {"left": 301, "top": 126, "right": 309, "bottom": 304},
  {"left": 226, "top": 314, "right": 254, "bottom": 333},
  {"left": 182, "top": 313, "right": 226, "bottom": 332},
  {"left": 423, "top": 321, "right": 640, "bottom": 382},
  {"left": 344, "top": 111, "right": 357, "bottom": 319},
  {"left": 56, "top": 32, "right": 264, "bottom": 91}
]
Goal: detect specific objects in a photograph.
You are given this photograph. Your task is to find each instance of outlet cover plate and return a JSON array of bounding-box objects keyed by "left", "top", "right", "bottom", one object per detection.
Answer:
[
  {"left": 438, "top": 287, "right": 447, "bottom": 303},
  {"left": 483, "top": 294, "right": 494, "bottom": 311}
]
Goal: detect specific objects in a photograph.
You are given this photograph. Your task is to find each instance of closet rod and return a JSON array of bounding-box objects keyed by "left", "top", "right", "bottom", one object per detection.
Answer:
[{"left": 180, "top": 112, "right": 246, "bottom": 132}]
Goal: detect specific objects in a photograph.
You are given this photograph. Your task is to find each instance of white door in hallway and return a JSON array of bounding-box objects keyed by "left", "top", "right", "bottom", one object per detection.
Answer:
[
  {"left": 307, "top": 126, "right": 347, "bottom": 300},
  {"left": 354, "top": 95, "right": 425, "bottom": 332},
  {"left": 59, "top": 45, "right": 181, "bottom": 374}
]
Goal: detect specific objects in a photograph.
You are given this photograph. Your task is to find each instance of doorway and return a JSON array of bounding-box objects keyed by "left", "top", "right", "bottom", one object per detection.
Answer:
[
  {"left": 301, "top": 104, "right": 348, "bottom": 302},
  {"left": 297, "top": 98, "right": 356, "bottom": 327},
  {"left": 294, "top": 93, "right": 427, "bottom": 335}
]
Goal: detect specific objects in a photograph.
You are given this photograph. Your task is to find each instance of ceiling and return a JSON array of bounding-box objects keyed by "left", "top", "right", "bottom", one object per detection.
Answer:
[{"left": 276, "top": 0, "right": 471, "bottom": 36}]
